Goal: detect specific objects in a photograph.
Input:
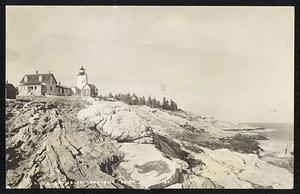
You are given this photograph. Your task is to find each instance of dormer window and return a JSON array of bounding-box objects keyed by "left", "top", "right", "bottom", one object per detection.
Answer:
[{"left": 38, "top": 75, "right": 43, "bottom": 82}]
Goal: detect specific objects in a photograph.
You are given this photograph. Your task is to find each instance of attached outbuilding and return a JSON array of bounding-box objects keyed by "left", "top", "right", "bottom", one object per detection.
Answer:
[
  {"left": 81, "top": 83, "right": 97, "bottom": 97},
  {"left": 71, "top": 86, "right": 81, "bottom": 95},
  {"left": 56, "top": 84, "right": 72, "bottom": 96}
]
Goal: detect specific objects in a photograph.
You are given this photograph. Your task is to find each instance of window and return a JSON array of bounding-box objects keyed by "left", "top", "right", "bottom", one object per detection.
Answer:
[
  {"left": 34, "top": 86, "right": 37, "bottom": 90},
  {"left": 50, "top": 86, "right": 52, "bottom": 91},
  {"left": 52, "top": 81, "right": 55, "bottom": 84}
]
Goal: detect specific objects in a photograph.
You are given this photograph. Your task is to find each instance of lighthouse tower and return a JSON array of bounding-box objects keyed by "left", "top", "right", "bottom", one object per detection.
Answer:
[{"left": 77, "top": 66, "right": 88, "bottom": 89}]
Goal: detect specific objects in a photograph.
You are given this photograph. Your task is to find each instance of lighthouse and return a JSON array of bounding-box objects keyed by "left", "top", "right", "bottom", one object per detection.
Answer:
[{"left": 77, "top": 66, "right": 88, "bottom": 89}]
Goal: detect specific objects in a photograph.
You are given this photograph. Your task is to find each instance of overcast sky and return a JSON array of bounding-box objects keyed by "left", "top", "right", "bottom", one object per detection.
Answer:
[{"left": 6, "top": 6, "right": 294, "bottom": 123}]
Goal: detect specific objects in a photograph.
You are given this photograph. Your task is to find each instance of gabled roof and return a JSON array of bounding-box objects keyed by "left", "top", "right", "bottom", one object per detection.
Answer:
[
  {"left": 88, "top": 84, "right": 95, "bottom": 88},
  {"left": 5, "top": 83, "right": 16, "bottom": 89},
  {"left": 57, "top": 84, "right": 71, "bottom": 89},
  {"left": 19, "top": 83, "right": 43, "bottom": 86},
  {"left": 20, "top": 73, "right": 58, "bottom": 85},
  {"left": 82, "top": 83, "right": 96, "bottom": 89},
  {"left": 71, "top": 86, "right": 81, "bottom": 91}
]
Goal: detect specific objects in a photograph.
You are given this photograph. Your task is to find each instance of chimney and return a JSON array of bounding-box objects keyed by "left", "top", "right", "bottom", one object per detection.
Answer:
[
  {"left": 59, "top": 81, "right": 61, "bottom": 85},
  {"left": 36, "top": 70, "right": 38, "bottom": 74},
  {"left": 49, "top": 70, "right": 51, "bottom": 74}
]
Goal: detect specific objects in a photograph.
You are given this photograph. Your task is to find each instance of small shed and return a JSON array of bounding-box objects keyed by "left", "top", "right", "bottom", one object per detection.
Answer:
[{"left": 5, "top": 83, "right": 17, "bottom": 99}]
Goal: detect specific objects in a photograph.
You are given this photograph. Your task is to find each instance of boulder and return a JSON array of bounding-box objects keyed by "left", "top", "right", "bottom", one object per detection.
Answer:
[{"left": 116, "top": 143, "right": 181, "bottom": 189}]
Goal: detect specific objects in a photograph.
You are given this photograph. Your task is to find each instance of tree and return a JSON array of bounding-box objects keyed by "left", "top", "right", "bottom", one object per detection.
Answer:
[
  {"left": 138, "top": 96, "right": 146, "bottom": 105},
  {"left": 151, "top": 98, "right": 157, "bottom": 108},
  {"left": 174, "top": 103, "right": 178, "bottom": 111},
  {"left": 108, "top": 92, "right": 113, "bottom": 98},
  {"left": 162, "top": 97, "right": 170, "bottom": 110},
  {"left": 95, "top": 89, "right": 98, "bottom": 97},
  {"left": 170, "top": 99, "right": 175, "bottom": 110},
  {"left": 131, "top": 93, "right": 139, "bottom": 105},
  {"left": 125, "top": 93, "right": 132, "bottom": 105},
  {"left": 152, "top": 98, "right": 161, "bottom": 108},
  {"left": 114, "top": 93, "right": 120, "bottom": 101},
  {"left": 146, "top": 96, "right": 152, "bottom": 107},
  {"left": 157, "top": 100, "right": 161, "bottom": 108},
  {"left": 120, "top": 93, "right": 125, "bottom": 102}
]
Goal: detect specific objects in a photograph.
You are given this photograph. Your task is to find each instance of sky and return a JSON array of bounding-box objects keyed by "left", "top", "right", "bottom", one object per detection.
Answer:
[{"left": 6, "top": 6, "right": 294, "bottom": 123}]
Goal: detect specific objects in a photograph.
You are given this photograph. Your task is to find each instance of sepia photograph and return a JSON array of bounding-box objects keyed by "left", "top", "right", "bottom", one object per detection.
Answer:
[{"left": 5, "top": 6, "right": 294, "bottom": 189}]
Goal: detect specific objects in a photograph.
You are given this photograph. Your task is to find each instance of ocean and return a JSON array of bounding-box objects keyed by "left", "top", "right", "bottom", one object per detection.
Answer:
[
  {"left": 242, "top": 122, "right": 294, "bottom": 155},
  {"left": 244, "top": 123, "right": 294, "bottom": 142}
]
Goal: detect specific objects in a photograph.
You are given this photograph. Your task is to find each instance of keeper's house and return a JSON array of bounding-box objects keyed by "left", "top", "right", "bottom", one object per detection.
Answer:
[{"left": 18, "top": 71, "right": 71, "bottom": 96}]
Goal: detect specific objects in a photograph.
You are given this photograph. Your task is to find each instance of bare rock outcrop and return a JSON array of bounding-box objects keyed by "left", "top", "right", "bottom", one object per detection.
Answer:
[
  {"left": 6, "top": 97, "right": 293, "bottom": 189},
  {"left": 6, "top": 97, "right": 125, "bottom": 188},
  {"left": 78, "top": 101, "right": 154, "bottom": 143},
  {"left": 190, "top": 147, "right": 293, "bottom": 189}
]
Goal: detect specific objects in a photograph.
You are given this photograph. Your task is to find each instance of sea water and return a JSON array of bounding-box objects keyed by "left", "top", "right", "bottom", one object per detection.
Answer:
[{"left": 243, "top": 123, "right": 294, "bottom": 155}]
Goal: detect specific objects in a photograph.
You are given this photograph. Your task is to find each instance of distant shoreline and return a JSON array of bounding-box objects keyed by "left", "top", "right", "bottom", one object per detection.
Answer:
[
  {"left": 222, "top": 126, "right": 265, "bottom": 132},
  {"left": 242, "top": 122, "right": 293, "bottom": 128}
]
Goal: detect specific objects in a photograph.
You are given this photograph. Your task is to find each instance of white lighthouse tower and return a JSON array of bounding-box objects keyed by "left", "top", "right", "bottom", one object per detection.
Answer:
[{"left": 77, "top": 66, "right": 88, "bottom": 89}]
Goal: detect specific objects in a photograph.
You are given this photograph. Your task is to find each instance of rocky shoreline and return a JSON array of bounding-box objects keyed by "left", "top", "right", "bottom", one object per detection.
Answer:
[
  {"left": 5, "top": 96, "right": 293, "bottom": 189},
  {"left": 222, "top": 127, "right": 265, "bottom": 131}
]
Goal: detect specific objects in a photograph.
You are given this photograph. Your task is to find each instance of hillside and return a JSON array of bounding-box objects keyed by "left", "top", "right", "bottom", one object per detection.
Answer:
[{"left": 5, "top": 96, "right": 293, "bottom": 189}]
